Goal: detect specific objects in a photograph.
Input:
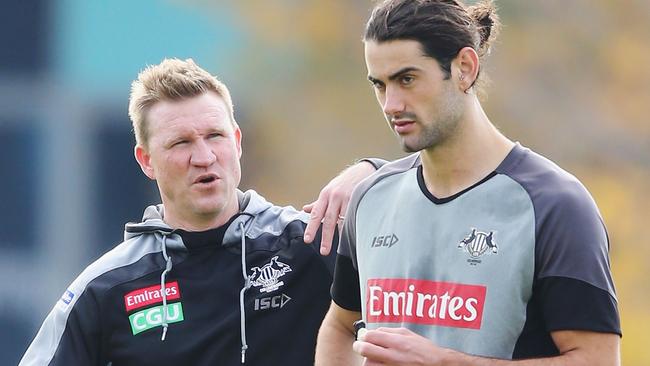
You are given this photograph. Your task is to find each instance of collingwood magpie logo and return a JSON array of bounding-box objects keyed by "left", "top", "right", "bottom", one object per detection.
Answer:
[
  {"left": 458, "top": 229, "right": 498, "bottom": 260},
  {"left": 250, "top": 256, "right": 292, "bottom": 293}
]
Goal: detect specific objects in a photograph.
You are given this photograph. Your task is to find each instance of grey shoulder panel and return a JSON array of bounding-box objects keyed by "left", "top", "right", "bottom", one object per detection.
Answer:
[
  {"left": 338, "top": 154, "right": 420, "bottom": 267},
  {"left": 245, "top": 203, "right": 308, "bottom": 240},
  {"left": 19, "top": 235, "right": 163, "bottom": 366},
  {"left": 496, "top": 145, "right": 616, "bottom": 298},
  {"left": 224, "top": 189, "right": 309, "bottom": 245}
]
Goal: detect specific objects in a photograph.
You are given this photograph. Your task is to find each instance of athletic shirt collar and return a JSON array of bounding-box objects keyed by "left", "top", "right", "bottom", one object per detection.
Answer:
[{"left": 176, "top": 214, "right": 240, "bottom": 252}]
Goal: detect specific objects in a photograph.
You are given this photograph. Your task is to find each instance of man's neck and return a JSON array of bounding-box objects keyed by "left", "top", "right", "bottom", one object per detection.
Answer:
[
  {"left": 163, "top": 201, "right": 240, "bottom": 232},
  {"left": 419, "top": 99, "right": 514, "bottom": 199}
]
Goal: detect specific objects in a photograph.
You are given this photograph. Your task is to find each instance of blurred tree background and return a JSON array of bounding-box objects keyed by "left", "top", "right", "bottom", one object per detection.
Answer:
[{"left": 0, "top": 0, "right": 647, "bottom": 364}]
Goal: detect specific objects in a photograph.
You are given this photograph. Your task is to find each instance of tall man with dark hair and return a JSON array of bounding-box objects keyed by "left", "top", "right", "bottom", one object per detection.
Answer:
[{"left": 316, "top": 1, "right": 621, "bottom": 365}]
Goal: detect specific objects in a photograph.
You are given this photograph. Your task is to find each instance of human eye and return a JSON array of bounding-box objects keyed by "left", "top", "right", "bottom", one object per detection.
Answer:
[
  {"left": 400, "top": 75, "right": 415, "bottom": 86},
  {"left": 170, "top": 139, "right": 188, "bottom": 148},
  {"left": 371, "top": 80, "right": 385, "bottom": 92}
]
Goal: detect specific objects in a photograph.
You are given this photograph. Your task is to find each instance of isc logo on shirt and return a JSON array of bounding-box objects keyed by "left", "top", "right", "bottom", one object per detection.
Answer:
[{"left": 128, "top": 303, "right": 185, "bottom": 335}]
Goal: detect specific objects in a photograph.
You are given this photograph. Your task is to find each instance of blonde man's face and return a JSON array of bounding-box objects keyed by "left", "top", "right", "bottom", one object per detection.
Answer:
[{"left": 135, "top": 92, "right": 242, "bottom": 229}]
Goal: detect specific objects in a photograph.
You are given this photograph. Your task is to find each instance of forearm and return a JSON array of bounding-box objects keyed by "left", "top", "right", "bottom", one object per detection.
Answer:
[
  {"left": 450, "top": 351, "right": 616, "bottom": 366},
  {"left": 443, "top": 331, "right": 621, "bottom": 366},
  {"left": 356, "top": 328, "right": 619, "bottom": 366},
  {"left": 315, "top": 310, "right": 363, "bottom": 366},
  {"left": 450, "top": 331, "right": 620, "bottom": 366},
  {"left": 449, "top": 352, "right": 567, "bottom": 366}
]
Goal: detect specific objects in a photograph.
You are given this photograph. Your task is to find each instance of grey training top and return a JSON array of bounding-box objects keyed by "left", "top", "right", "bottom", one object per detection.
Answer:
[{"left": 332, "top": 144, "right": 620, "bottom": 360}]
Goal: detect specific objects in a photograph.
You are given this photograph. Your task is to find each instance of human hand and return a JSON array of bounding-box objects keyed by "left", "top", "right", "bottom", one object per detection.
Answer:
[
  {"left": 353, "top": 327, "right": 453, "bottom": 366},
  {"left": 303, "top": 161, "right": 376, "bottom": 255}
]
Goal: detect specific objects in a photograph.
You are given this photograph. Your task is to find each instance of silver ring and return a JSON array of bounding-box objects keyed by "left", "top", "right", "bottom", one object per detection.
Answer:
[{"left": 338, "top": 215, "right": 345, "bottom": 220}]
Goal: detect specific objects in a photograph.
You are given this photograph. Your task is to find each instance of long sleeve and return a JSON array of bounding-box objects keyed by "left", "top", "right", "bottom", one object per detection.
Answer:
[{"left": 20, "top": 285, "right": 103, "bottom": 365}]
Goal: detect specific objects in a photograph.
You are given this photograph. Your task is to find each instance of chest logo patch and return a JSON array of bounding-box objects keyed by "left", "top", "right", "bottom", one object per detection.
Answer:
[
  {"left": 124, "top": 281, "right": 181, "bottom": 312},
  {"left": 366, "top": 279, "right": 486, "bottom": 329},
  {"left": 250, "top": 256, "right": 292, "bottom": 293},
  {"left": 458, "top": 228, "right": 498, "bottom": 259},
  {"left": 129, "top": 302, "right": 185, "bottom": 335}
]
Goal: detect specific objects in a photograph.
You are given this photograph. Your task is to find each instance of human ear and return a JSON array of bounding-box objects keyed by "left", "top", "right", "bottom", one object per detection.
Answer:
[
  {"left": 233, "top": 122, "right": 243, "bottom": 159},
  {"left": 134, "top": 145, "right": 156, "bottom": 180},
  {"left": 454, "top": 47, "right": 480, "bottom": 93}
]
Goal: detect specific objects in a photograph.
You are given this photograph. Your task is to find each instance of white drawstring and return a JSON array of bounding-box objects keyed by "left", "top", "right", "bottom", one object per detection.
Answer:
[
  {"left": 239, "top": 221, "right": 252, "bottom": 363},
  {"left": 160, "top": 234, "right": 173, "bottom": 341}
]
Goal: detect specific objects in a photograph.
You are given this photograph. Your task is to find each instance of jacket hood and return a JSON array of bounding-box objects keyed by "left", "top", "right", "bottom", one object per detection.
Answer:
[{"left": 123, "top": 189, "right": 305, "bottom": 249}]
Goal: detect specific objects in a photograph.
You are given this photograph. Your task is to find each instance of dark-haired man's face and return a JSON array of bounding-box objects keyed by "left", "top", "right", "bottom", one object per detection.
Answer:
[{"left": 364, "top": 39, "right": 464, "bottom": 152}]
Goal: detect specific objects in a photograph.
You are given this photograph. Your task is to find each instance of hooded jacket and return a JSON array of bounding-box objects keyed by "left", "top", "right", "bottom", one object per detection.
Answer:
[{"left": 20, "top": 190, "right": 337, "bottom": 366}]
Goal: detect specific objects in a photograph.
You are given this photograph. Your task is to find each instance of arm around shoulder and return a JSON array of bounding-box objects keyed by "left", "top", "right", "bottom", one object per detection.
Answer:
[{"left": 304, "top": 159, "right": 380, "bottom": 254}]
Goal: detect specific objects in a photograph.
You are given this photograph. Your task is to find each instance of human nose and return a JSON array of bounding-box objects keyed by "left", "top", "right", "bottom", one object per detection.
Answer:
[
  {"left": 190, "top": 140, "right": 216, "bottom": 166},
  {"left": 382, "top": 86, "right": 406, "bottom": 117}
]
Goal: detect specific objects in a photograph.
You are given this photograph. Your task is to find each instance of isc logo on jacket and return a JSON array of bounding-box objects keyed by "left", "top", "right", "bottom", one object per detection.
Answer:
[{"left": 124, "top": 281, "right": 185, "bottom": 335}]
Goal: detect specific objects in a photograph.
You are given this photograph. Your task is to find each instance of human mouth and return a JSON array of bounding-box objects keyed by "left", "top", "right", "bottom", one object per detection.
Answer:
[
  {"left": 193, "top": 173, "right": 219, "bottom": 186},
  {"left": 392, "top": 119, "right": 416, "bottom": 134}
]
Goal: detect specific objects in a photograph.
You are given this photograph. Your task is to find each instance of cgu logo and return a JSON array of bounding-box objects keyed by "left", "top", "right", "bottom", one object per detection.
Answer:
[
  {"left": 254, "top": 293, "right": 292, "bottom": 311},
  {"left": 371, "top": 234, "right": 399, "bottom": 248},
  {"left": 129, "top": 302, "right": 185, "bottom": 335}
]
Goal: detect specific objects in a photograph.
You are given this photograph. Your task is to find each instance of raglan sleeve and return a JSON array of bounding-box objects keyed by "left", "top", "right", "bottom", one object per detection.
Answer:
[
  {"left": 20, "top": 277, "right": 104, "bottom": 365},
  {"left": 533, "top": 180, "right": 621, "bottom": 335}
]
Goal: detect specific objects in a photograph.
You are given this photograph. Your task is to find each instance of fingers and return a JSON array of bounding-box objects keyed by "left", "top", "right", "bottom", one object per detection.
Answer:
[
  {"left": 304, "top": 199, "right": 324, "bottom": 244},
  {"left": 318, "top": 196, "right": 342, "bottom": 255},
  {"left": 354, "top": 329, "right": 414, "bottom": 365},
  {"left": 354, "top": 340, "right": 394, "bottom": 364},
  {"left": 302, "top": 202, "right": 314, "bottom": 213},
  {"left": 361, "top": 329, "right": 405, "bottom": 350},
  {"left": 303, "top": 189, "right": 345, "bottom": 255},
  {"left": 340, "top": 199, "right": 349, "bottom": 226},
  {"left": 305, "top": 161, "right": 374, "bottom": 252},
  {"left": 373, "top": 327, "right": 411, "bottom": 335}
]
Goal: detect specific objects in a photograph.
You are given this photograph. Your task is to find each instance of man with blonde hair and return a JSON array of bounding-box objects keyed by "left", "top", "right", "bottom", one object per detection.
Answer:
[{"left": 20, "top": 58, "right": 378, "bottom": 365}]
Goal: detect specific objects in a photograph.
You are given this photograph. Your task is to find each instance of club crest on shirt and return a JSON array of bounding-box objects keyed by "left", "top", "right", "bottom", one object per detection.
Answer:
[
  {"left": 249, "top": 256, "right": 292, "bottom": 293},
  {"left": 458, "top": 229, "right": 498, "bottom": 264}
]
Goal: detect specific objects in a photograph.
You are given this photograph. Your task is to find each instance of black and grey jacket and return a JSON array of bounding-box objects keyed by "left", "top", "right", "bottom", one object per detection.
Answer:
[{"left": 20, "top": 190, "right": 337, "bottom": 366}]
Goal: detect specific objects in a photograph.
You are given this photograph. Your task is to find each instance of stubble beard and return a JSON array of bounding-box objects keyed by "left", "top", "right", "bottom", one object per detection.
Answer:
[{"left": 400, "top": 89, "right": 464, "bottom": 153}]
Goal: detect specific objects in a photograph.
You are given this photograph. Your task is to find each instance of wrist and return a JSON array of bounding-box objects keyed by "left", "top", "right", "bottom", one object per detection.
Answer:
[{"left": 436, "top": 347, "right": 466, "bottom": 366}]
